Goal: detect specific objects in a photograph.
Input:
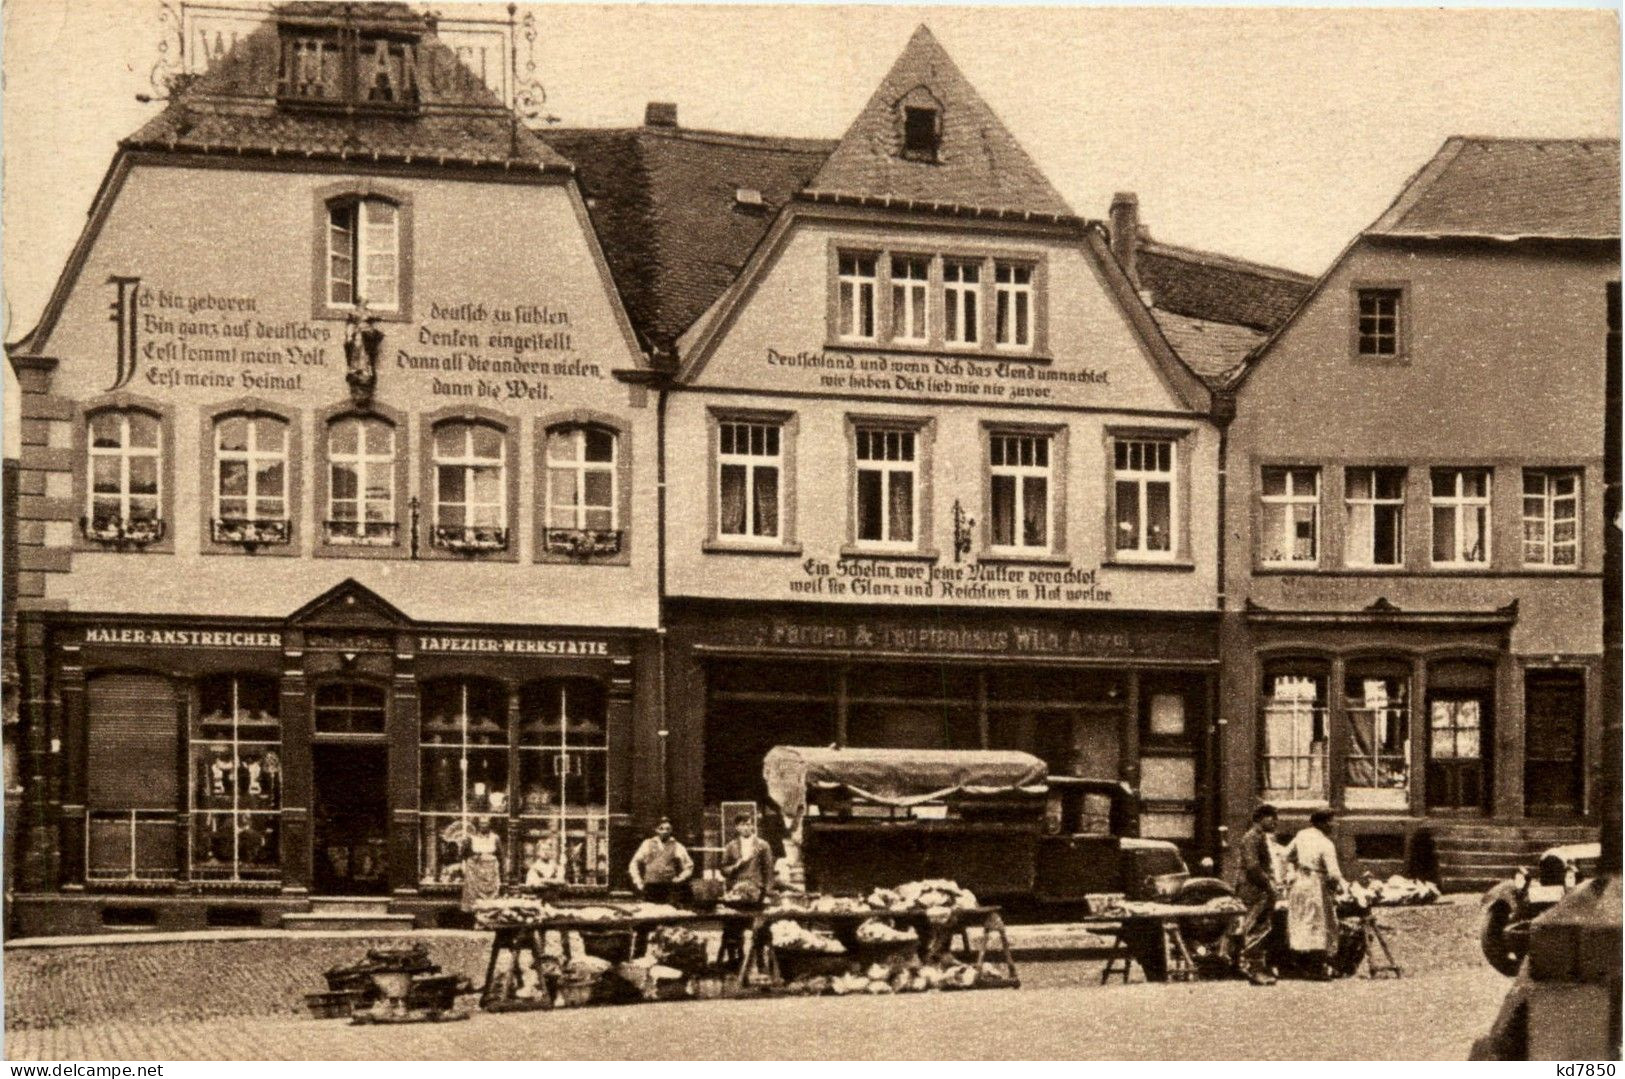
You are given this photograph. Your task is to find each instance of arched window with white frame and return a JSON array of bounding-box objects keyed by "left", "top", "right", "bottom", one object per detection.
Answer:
[
  {"left": 326, "top": 414, "right": 397, "bottom": 545},
  {"left": 85, "top": 409, "right": 163, "bottom": 544},
  {"left": 432, "top": 420, "right": 507, "bottom": 551},
  {"left": 212, "top": 413, "right": 290, "bottom": 546},
  {"left": 543, "top": 424, "right": 621, "bottom": 556}
]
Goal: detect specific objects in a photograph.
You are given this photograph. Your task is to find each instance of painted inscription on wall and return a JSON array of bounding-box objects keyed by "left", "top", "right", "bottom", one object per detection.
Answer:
[
  {"left": 123, "top": 286, "right": 332, "bottom": 394},
  {"left": 784, "top": 556, "right": 1114, "bottom": 606},
  {"left": 108, "top": 283, "right": 603, "bottom": 401},
  {"left": 403, "top": 302, "right": 600, "bottom": 402},
  {"left": 766, "top": 349, "right": 1110, "bottom": 403}
]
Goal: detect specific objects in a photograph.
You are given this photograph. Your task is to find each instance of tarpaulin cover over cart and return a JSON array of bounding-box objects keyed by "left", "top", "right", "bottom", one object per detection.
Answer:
[{"left": 762, "top": 746, "right": 1049, "bottom": 827}]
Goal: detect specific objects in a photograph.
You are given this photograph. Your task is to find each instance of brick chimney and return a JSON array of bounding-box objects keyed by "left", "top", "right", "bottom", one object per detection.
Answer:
[
  {"left": 1109, "top": 192, "right": 1140, "bottom": 288},
  {"left": 645, "top": 102, "right": 678, "bottom": 128}
]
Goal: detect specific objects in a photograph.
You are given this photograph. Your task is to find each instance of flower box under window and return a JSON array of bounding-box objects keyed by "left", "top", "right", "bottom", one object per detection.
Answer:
[
  {"left": 543, "top": 528, "right": 623, "bottom": 558},
  {"left": 210, "top": 517, "right": 291, "bottom": 548},
  {"left": 81, "top": 515, "right": 166, "bottom": 548},
  {"left": 323, "top": 520, "right": 399, "bottom": 547},
  {"left": 433, "top": 525, "right": 508, "bottom": 553}
]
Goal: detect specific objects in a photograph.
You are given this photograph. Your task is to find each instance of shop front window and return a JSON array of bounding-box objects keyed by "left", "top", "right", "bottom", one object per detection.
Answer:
[
  {"left": 189, "top": 675, "right": 282, "bottom": 881},
  {"left": 516, "top": 680, "right": 610, "bottom": 887},
  {"left": 1260, "top": 670, "right": 1328, "bottom": 804},
  {"left": 1344, "top": 670, "right": 1410, "bottom": 809},
  {"left": 420, "top": 679, "right": 509, "bottom": 886},
  {"left": 87, "top": 673, "right": 181, "bottom": 882}
]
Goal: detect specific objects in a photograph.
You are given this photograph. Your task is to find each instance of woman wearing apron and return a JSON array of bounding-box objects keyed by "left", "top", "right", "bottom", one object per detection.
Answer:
[
  {"left": 1284, "top": 808, "right": 1343, "bottom": 977},
  {"left": 461, "top": 816, "right": 504, "bottom": 911}
]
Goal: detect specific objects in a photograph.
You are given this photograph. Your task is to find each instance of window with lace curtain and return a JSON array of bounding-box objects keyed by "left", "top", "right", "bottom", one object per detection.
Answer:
[
  {"left": 988, "top": 432, "right": 1051, "bottom": 552},
  {"left": 1260, "top": 670, "right": 1328, "bottom": 804},
  {"left": 1344, "top": 667, "right": 1410, "bottom": 809},
  {"left": 717, "top": 420, "right": 782, "bottom": 542},
  {"left": 853, "top": 427, "right": 919, "bottom": 549}
]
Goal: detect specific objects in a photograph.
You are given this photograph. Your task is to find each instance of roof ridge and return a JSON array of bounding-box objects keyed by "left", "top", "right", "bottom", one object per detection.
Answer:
[
  {"left": 1138, "top": 239, "right": 1315, "bottom": 282},
  {"left": 546, "top": 125, "right": 837, "bottom": 153},
  {"left": 1447, "top": 135, "right": 1621, "bottom": 145}
]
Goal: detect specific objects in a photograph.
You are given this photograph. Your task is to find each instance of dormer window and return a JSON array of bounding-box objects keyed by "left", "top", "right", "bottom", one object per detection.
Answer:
[
  {"left": 902, "top": 106, "right": 941, "bottom": 162},
  {"left": 277, "top": 23, "right": 421, "bottom": 112}
]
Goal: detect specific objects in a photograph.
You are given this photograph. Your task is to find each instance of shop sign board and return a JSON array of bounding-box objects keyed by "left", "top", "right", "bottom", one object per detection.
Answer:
[
  {"left": 688, "top": 608, "right": 1217, "bottom": 662},
  {"left": 81, "top": 626, "right": 282, "bottom": 648},
  {"left": 416, "top": 635, "right": 614, "bottom": 657}
]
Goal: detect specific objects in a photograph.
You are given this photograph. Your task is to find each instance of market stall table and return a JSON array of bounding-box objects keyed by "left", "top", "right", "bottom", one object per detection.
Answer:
[
  {"left": 1083, "top": 903, "right": 1245, "bottom": 983},
  {"left": 478, "top": 909, "right": 758, "bottom": 1011},
  {"left": 739, "top": 904, "right": 1018, "bottom": 987}
]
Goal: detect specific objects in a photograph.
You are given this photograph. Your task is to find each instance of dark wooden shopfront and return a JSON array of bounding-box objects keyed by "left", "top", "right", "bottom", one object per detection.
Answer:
[
  {"left": 663, "top": 599, "right": 1222, "bottom": 858},
  {"left": 11, "top": 579, "right": 657, "bottom": 936}
]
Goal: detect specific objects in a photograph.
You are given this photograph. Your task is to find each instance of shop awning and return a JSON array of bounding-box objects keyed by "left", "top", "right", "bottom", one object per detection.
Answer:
[{"left": 763, "top": 746, "right": 1048, "bottom": 822}]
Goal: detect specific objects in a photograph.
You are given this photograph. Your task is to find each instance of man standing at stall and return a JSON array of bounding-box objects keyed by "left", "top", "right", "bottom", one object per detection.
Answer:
[
  {"left": 629, "top": 818, "right": 694, "bottom": 904},
  {"left": 722, "top": 814, "right": 775, "bottom": 903},
  {"left": 1234, "top": 803, "right": 1280, "bottom": 985}
]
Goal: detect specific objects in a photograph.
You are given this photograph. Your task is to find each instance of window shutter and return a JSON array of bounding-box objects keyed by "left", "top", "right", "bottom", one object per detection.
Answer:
[
  {"left": 87, "top": 674, "right": 179, "bottom": 810},
  {"left": 361, "top": 200, "right": 399, "bottom": 309}
]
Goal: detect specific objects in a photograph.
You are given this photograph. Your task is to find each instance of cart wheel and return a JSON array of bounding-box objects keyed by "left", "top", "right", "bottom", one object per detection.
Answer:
[{"left": 1480, "top": 902, "right": 1524, "bottom": 977}]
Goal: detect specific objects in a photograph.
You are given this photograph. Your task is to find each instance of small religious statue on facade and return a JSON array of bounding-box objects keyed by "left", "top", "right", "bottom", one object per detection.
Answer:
[{"left": 344, "top": 312, "right": 384, "bottom": 407}]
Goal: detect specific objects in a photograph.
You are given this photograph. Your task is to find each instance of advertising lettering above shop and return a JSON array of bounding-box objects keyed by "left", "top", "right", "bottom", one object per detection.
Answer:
[
  {"left": 416, "top": 635, "right": 612, "bottom": 656},
  {"left": 788, "top": 557, "right": 1113, "bottom": 606},
  {"left": 741, "top": 617, "right": 1179, "bottom": 659},
  {"left": 83, "top": 627, "right": 283, "bottom": 648},
  {"left": 108, "top": 282, "right": 603, "bottom": 402},
  {"left": 765, "top": 348, "right": 1110, "bottom": 404}
]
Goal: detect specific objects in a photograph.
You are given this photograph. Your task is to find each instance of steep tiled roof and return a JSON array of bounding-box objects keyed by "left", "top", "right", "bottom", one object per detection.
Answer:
[
  {"left": 805, "top": 26, "right": 1073, "bottom": 219},
  {"left": 1136, "top": 239, "right": 1314, "bottom": 334},
  {"left": 124, "top": 4, "right": 566, "bottom": 170},
  {"left": 1150, "top": 309, "right": 1267, "bottom": 385},
  {"left": 542, "top": 126, "right": 833, "bottom": 346},
  {"left": 1371, "top": 137, "right": 1620, "bottom": 239}
]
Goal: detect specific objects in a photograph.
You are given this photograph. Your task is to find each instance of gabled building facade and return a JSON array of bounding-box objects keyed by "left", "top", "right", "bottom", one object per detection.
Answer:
[
  {"left": 637, "top": 28, "right": 1229, "bottom": 854},
  {"left": 8, "top": 3, "right": 659, "bottom": 935},
  {"left": 1219, "top": 138, "right": 1620, "bottom": 888},
  {"left": 544, "top": 28, "right": 1315, "bottom": 865}
]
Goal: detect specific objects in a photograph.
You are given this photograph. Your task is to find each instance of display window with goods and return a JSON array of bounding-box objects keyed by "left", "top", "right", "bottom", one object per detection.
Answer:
[
  {"left": 189, "top": 674, "right": 283, "bottom": 881},
  {"left": 418, "top": 676, "right": 611, "bottom": 888}
]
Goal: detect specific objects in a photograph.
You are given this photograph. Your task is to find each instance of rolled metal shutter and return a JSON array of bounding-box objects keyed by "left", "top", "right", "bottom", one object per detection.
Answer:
[{"left": 86, "top": 673, "right": 179, "bottom": 809}]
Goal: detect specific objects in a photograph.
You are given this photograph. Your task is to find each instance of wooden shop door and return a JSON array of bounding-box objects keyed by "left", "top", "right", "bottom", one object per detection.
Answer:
[
  {"left": 312, "top": 743, "right": 390, "bottom": 895},
  {"left": 1524, "top": 670, "right": 1585, "bottom": 818}
]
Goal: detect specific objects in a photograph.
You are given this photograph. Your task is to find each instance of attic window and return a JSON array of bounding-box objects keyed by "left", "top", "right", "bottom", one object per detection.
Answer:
[
  {"left": 734, "top": 188, "right": 767, "bottom": 212},
  {"left": 902, "top": 106, "right": 941, "bottom": 162},
  {"left": 277, "top": 25, "right": 421, "bottom": 113}
]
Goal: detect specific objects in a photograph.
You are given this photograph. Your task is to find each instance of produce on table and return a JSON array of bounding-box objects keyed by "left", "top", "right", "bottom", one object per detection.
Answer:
[
  {"left": 473, "top": 897, "right": 561, "bottom": 928},
  {"left": 865, "top": 879, "right": 979, "bottom": 913},
  {"left": 1346, "top": 874, "right": 1440, "bottom": 907},
  {"left": 855, "top": 918, "right": 917, "bottom": 943},
  {"left": 769, "top": 919, "right": 847, "bottom": 953}
]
